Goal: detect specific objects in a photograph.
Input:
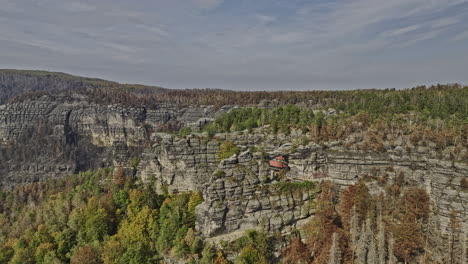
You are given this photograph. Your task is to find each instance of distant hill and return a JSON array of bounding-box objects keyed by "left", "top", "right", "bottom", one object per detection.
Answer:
[{"left": 0, "top": 69, "right": 168, "bottom": 104}]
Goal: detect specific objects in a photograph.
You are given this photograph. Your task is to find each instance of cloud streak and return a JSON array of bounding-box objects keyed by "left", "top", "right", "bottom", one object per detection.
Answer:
[{"left": 0, "top": 0, "right": 467, "bottom": 90}]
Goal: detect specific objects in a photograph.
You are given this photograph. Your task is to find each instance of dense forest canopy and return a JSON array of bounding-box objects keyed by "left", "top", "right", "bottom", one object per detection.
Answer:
[{"left": 0, "top": 168, "right": 465, "bottom": 263}]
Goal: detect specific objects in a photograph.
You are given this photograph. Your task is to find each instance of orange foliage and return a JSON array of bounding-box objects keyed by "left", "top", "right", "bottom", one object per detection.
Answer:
[
  {"left": 113, "top": 167, "right": 126, "bottom": 186},
  {"left": 282, "top": 238, "right": 311, "bottom": 264},
  {"left": 70, "top": 245, "right": 102, "bottom": 264}
]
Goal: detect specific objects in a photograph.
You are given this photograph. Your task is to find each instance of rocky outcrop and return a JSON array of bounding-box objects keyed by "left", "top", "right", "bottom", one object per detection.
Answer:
[
  {"left": 137, "top": 134, "right": 220, "bottom": 192},
  {"left": 286, "top": 146, "right": 468, "bottom": 232},
  {"left": 0, "top": 95, "right": 221, "bottom": 145},
  {"left": 0, "top": 94, "right": 224, "bottom": 188},
  {"left": 195, "top": 151, "right": 316, "bottom": 238},
  {"left": 134, "top": 132, "right": 467, "bottom": 237}
]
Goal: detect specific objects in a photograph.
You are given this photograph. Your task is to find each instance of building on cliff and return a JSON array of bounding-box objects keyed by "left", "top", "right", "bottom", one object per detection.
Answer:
[{"left": 269, "top": 156, "right": 288, "bottom": 170}]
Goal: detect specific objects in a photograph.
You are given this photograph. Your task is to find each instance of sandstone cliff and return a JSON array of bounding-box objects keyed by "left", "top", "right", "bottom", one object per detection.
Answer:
[
  {"left": 132, "top": 131, "right": 467, "bottom": 238},
  {"left": 0, "top": 79, "right": 466, "bottom": 241}
]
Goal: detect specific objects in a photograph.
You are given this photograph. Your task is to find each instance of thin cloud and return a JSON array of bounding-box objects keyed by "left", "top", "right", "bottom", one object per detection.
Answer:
[
  {"left": 0, "top": 0, "right": 467, "bottom": 90},
  {"left": 451, "top": 30, "right": 468, "bottom": 41},
  {"left": 383, "top": 25, "right": 422, "bottom": 37},
  {"left": 193, "top": 0, "right": 223, "bottom": 10}
]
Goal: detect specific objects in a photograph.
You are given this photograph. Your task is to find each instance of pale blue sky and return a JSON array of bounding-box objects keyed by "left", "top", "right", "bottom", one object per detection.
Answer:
[{"left": 1, "top": 0, "right": 468, "bottom": 90}]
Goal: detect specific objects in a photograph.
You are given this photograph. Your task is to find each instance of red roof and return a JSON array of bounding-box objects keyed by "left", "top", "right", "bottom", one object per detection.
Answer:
[{"left": 269, "top": 156, "right": 288, "bottom": 169}]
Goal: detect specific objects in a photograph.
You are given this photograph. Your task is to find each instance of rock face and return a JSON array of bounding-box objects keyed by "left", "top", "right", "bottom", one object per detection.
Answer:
[
  {"left": 135, "top": 132, "right": 467, "bottom": 237},
  {"left": 0, "top": 93, "right": 466, "bottom": 239},
  {"left": 195, "top": 151, "right": 316, "bottom": 238},
  {"left": 286, "top": 146, "right": 468, "bottom": 232},
  {"left": 0, "top": 94, "right": 223, "bottom": 188},
  {"left": 0, "top": 95, "right": 220, "bottom": 146}
]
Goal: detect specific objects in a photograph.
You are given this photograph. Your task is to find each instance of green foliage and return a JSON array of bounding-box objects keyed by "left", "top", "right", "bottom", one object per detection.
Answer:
[
  {"left": 199, "top": 244, "right": 216, "bottom": 264},
  {"left": 69, "top": 198, "right": 113, "bottom": 245},
  {"left": 218, "top": 141, "right": 240, "bottom": 160},
  {"left": 0, "top": 168, "right": 207, "bottom": 263},
  {"left": 130, "top": 157, "right": 141, "bottom": 169},
  {"left": 202, "top": 86, "right": 468, "bottom": 138},
  {"left": 204, "top": 105, "right": 315, "bottom": 134},
  {"left": 0, "top": 244, "right": 14, "bottom": 263},
  {"left": 214, "top": 169, "right": 226, "bottom": 178},
  {"left": 112, "top": 189, "right": 130, "bottom": 211},
  {"left": 232, "top": 230, "right": 273, "bottom": 264},
  {"left": 178, "top": 127, "right": 193, "bottom": 137}
]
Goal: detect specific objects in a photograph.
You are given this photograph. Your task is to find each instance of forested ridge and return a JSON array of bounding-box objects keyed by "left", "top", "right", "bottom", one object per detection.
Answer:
[
  {"left": 0, "top": 70, "right": 467, "bottom": 263},
  {"left": 0, "top": 70, "right": 167, "bottom": 104},
  {"left": 3, "top": 70, "right": 467, "bottom": 114}
]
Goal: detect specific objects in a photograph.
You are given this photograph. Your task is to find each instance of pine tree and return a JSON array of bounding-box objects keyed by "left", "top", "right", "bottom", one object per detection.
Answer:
[{"left": 328, "top": 233, "right": 342, "bottom": 264}]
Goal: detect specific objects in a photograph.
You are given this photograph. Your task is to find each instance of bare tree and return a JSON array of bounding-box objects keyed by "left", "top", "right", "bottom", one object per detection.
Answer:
[
  {"left": 328, "top": 232, "right": 342, "bottom": 264},
  {"left": 377, "top": 213, "right": 386, "bottom": 264},
  {"left": 356, "top": 223, "right": 368, "bottom": 264},
  {"left": 387, "top": 233, "right": 397, "bottom": 264},
  {"left": 460, "top": 227, "right": 467, "bottom": 264},
  {"left": 366, "top": 217, "right": 377, "bottom": 264},
  {"left": 350, "top": 206, "right": 360, "bottom": 262}
]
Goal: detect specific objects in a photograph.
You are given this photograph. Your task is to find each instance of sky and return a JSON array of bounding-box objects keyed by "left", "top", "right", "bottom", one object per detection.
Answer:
[{"left": 1, "top": 0, "right": 468, "bottom": 90}]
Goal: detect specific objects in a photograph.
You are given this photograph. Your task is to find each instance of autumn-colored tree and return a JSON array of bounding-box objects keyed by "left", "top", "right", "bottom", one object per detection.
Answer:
[
  {"left": 338, "top": 181, "right": 372, "bottom": 230},
  {"left": 304, "top": 181, "right": 343, "bottom": 264},
  {"left": 400, "top": 188, "right": 430, "bottom": 221},
  {"left": 282, "top": 238, "right": 311, "bottom": 264},
  {"left": 236, "top": 245, "right": 268, "bottom": 264},
  {"left": 70, "top": 245, "right": 102, "bottom": 264},
  {"left": 114, "top": 167, "right": 126, "bottom": 186},
  {"left": 391, "top": 214, "right": 424, "bottom": 263},
  {"left": 214, "top": 252, "right": 229, "bottom": 264}
]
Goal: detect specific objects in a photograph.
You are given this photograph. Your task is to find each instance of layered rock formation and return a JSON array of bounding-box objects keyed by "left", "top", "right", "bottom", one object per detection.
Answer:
[
  {"left": 195, "top": 151, "right": 316, "bottom": 238},
  {"left": 133, "top": 131, "right": 467, "bottom": 237},
  {"left": 0, "top": 91, "right": 466, "bottom": 239},
  {"left": 0, "top": 94, "right": 224, "bottom": 188}
]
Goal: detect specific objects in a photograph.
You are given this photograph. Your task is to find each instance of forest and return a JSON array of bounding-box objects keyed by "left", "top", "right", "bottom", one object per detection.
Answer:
[
  {"left": 0, "top": 71, "right": 467, "bottom": 263},
  {"left": 0, "top": 167, "right": 466, "bottom": 264},
  {"left": 4, "top": 71, "right": 467, "bottom": 119}
]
